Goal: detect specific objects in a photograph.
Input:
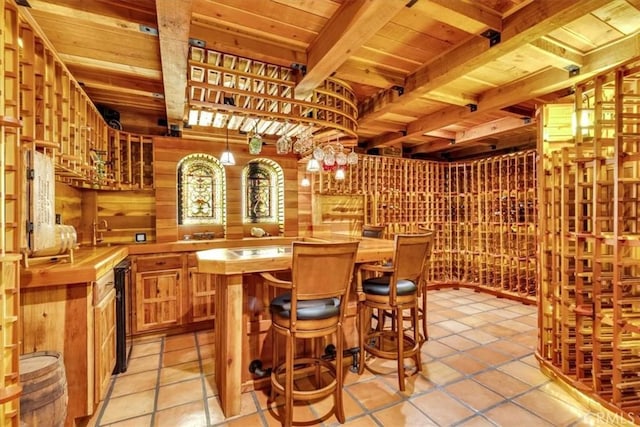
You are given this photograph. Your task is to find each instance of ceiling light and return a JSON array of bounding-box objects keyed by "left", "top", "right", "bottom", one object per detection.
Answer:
[{"left": 220, "top": 127, "right": 235, "bottom": 166}]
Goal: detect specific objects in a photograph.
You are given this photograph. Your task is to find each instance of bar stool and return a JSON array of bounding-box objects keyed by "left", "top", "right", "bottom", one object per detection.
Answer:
[
  {"left": 260, "top": 241, "right": 359, "bottom": 427},
  {"left": 356, "top": 233, "right": 432, "bottom": 391},
  {"left": 416, "top": 228, "right": 434, "bottom": 345}
]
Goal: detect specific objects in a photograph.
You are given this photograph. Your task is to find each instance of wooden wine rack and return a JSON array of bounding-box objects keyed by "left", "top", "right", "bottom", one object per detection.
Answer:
[
  {"left": 316, "top": 150, "right": 537, "bottom": 302},
  {"left": 538, "top": 59, "right": 640, "bottom": 421}
]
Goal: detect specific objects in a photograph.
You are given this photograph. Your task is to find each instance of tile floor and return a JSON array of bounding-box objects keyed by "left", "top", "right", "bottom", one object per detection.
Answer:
[{"left": 88, "top": 288, "right": 629, "bottom": 426}]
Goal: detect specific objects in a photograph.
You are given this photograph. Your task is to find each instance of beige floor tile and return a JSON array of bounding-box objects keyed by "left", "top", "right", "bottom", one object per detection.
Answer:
[
  {"left": 422, "top": 340, "right": 458, "bottom": 358},
  {"left": 411, "top": 390, "right": 474, "bottom": 426},
  {"left": 514, "top": 389, "right": 586, "bottom": 426},
  {"left": 161, "top": 346, "right": 199, "bottom": 367},
  {"left": 478, "top": 323, "right": 520, "bottom": 338},
  {"left": 455, "top": 415, "right": 497, "bottom": 427},
  {"left": 198, "top": 343, "right": 215, "bottom": 359},
  {"left": 423, "top": 323, "right": 452, "bottom": 339},
  {"left": 159, "top": 360, "right": 202, "bottom": 385},
  {"left": 103, "top": 414, "right": 152, "bottom": 426},
  {"left": 153, "top": 400, "right": 207, "bottom": 426},
  {"left": 220, "top": 412, "right": 264, "bottom": 427},
  {"left": 441, "top": 353, "right": 489, "bottom": 375},
  {"left": 130, "top": 341, "right": 162, "bottom": 359},
  {"left": 439, "top": 334, "right": 479, "bottom": 351},
  {"left": 459, "top": 328, "right": 500, "bottom": 344},
  {"left": 372, "top": 401, "right": 438, "bottom": 426},
  {"left": 483, "top": 401, "right": 553, "bottom": 426},
  {"left": 445, "top": 379, "right": 505, "bottom": 411},
  {"left": 156, "top": 377, "right": 203, "bottom": 411},
  {"left": 196, "top": 329, "right": 215, "bottom": 345},
  {"left": 164, "top": 333, "right": 197, "bottom": 352},
  {"left": 308, "top": 389, "right": 365, "bottom": 423},
  {"left": 485, "top": 339, "right": 533, "bottom": 358},
  {"left": 347, "top": 378, "right": 402, "bottom": 411},
  {"left": 466, "top": 346, "right": 513, "bottom": 365},
  {"left": 420, "top": 360, "right": 464, "bottom": 386},
  {"left": 120, "top": 353, "right": 160, "bottom": 376},
  {"left": 329, "top": 414, "right": 380, "bottom": 427},
  {"left": 110, "top": 369, "right": 158, "bottom": 398},
  {"left": 473, "top": 369, "right": 531, "bottom": 398},
  {"left": 99, "top": 389, "right": 156, "bottom": 424},
  {"left": 497, "top": 360, "right": 550, "bottom": 387}
]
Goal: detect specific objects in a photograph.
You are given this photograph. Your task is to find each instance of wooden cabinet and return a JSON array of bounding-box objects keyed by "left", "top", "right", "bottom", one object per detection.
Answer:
[
  {"left": 133, "top": 254, "right": 183, "bottom": 333},
  {"left": 187, "top": 254, "right": 215, "bottom": 323},
  {"left": 131, "top": 252, "right": 217, "bottom": 334},
  {"left": 94, "top": 287, "right": 115, "bottom": 402}
]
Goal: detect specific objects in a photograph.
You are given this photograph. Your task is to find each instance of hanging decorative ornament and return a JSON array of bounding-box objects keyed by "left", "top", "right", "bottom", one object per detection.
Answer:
[
  {"left": 248, "top": 133, "right": 263, "bottom": 155},
  {"left": 324, "top": 150, "right": 335, "bottom": 166},
  {"left": 347, "top": 148, "right": 358, "bottom": 165},
  {"left": 276, "top": 134, "right": 292, "bottom": 154},
  {"left": 313, "top": 145, "right": 325, "bottom": 161},
  {"left": 336, "top": 151, "right": 347, "bottom": 166}
]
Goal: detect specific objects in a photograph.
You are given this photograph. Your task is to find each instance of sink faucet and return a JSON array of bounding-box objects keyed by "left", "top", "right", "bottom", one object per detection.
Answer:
[{"left": 92, "top": 219, "right": 109, "bottom": 246}]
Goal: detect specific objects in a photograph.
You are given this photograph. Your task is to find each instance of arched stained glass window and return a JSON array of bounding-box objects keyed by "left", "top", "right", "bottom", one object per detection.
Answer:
[
  {"left": 177, "top": 154, "right": 225, "bottom": 225},
  {"left": 242, "top": 159, "right": 284, "bottom": 226}
]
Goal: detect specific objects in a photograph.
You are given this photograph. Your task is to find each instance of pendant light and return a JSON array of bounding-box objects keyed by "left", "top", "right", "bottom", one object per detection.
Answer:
[{"left": 220, "top": 127, "right": 235, "bottom": 166}]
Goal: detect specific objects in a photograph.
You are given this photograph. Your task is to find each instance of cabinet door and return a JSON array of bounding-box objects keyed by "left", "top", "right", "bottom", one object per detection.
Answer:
[
  {"left": 135, "top": 269, "right": 181, "bottom": 332},
  {"left": 188, "top": 267, "right": 215, "bottom": 323},
  {"left": 94, "top": 287, "right": 116, "bottom": 403}
]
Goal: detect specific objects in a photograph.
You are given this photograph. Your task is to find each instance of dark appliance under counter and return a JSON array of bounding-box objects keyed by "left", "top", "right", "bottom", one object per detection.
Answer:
[{"left": 113, "top": 259, "right": 132, "bottom": 373}]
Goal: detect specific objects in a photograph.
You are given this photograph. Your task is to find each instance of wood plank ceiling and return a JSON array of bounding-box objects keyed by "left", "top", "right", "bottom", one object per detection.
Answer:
[{"left": 22, "top": 0, "right": 640, "bottom": 160}]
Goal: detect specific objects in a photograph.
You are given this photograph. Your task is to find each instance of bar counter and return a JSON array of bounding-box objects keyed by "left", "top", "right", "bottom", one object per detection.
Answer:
[{"left": 196, "top": 234, "right": 394, "bottom": 417}]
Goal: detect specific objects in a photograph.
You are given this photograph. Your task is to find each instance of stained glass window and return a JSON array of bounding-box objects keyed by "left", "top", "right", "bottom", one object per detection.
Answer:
[
  {"left": 177, "top": 154, "right": 225, "bottom": 225},
  {"left": 243, "top": 159, "right": 284, "bottom": 225}
]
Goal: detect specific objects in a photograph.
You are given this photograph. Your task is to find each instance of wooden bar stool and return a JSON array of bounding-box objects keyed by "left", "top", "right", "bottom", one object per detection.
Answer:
[
  {"left": 260, "top": 241, "right": 359, "bottom": 427},
  {"left": 356, "top": 233, "right": 433, "bottom": 391}
]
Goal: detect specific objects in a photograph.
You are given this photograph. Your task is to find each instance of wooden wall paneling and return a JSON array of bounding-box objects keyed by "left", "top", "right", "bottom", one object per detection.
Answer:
[{"left": 96, "top": 190, "right": 156, "bottom": 244}]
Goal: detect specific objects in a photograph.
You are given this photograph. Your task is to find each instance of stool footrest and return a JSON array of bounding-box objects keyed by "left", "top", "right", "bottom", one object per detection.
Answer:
[{"left": 271, "top": 357, "right": 338, "bottom": 402}]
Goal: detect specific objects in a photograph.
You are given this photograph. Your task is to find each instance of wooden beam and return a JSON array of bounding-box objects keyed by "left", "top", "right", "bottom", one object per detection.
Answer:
[
  {"left": 359, "top": 0, "right": 612, "bottom": 125},
  {"left": 455, "top": 117, "right": 535, "bottom": 144},
  {"left": 58, "top": 54, "right": 162, "bottom": 79},
  {"left": 416, "top": 0, "right": 502, "bottom": 35},
  {"left": 370, "top": 32, "right": 640, "bottom": 147},
  {"left": 294, "top": 0, "right": 406, "bottom": 98},
  {"left": 157, "top": 0, "right": 193, "bottom": 130},
  {"left": 529, "top": 38, "right": 584, "bottom": 69},
  {"left": 28, "top": 0, "right": 143, "bottom": 32}
]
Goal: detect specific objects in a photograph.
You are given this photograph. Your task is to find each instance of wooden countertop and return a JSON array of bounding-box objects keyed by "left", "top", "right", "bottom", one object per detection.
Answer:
[
  {"left": 20, "top": 246, "right": 128, "bottom": 288},
  {"left": 126, "top": 236, "right": 298, "bottom": 255}
]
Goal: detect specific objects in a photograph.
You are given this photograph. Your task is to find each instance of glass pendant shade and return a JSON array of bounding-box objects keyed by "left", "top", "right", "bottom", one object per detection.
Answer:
[
  {"left": 276, "top": 135, "right": 292, "bottom": 154},
  {"left": 220, "top": 150, "right": 235, "bottom": 166},
  {"left": 301, "top": 176, "right": 310, "bottom": 187},
  {"left": 347, "top": 150, "right": 358, "bottom": 165},
  {"left": 306, "top": 158, "right": 320, "bottom": 172},
  {"left": 335, "top": 168, "right": 345, "bottom": 180}
]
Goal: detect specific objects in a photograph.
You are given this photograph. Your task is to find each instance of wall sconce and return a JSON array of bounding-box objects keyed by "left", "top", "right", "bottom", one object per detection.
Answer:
[{"left": 220, "top": 127, "right": 235, "bottom": 166}]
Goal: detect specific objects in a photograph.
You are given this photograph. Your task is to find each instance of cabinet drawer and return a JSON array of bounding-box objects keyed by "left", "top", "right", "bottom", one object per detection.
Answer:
[{"left": 135, "top": 254, "right": 183, "bottom": 272}]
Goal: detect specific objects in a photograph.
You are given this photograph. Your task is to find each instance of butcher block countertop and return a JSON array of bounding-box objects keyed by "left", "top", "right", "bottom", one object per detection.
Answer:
[{"left": 20, "top": 246, "right": 128, "bottom": 289}]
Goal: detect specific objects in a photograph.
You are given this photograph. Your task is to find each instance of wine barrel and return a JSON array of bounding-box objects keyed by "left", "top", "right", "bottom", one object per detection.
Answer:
[
  {"left": 30, "top": 225, "right": 77, "bottom": 257},
  {"left": 19, "top": 352, "right": 68, "bottom": 427}
]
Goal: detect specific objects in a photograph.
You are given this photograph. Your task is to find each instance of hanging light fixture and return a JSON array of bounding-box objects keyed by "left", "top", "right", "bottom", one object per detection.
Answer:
[
  {"left": 306, "top": 158, "right": 320, "bottom": 173},
  {"left": 335, "top": 168, "right": 345, "bottom": 180},
  {"left": 220, "top": 127, "right": 235, "bottom": 166},
  {"left": 301, "top": 176, "right": 310, "bottom": 187}
]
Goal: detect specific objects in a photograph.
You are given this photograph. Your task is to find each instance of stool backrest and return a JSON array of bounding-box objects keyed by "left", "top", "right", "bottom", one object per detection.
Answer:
[
  {"left": 391, "top": 233, "right": 434, "bottom": 294},
  {"left": 291, "top": 241, "right": 359, "bottom": 303}
]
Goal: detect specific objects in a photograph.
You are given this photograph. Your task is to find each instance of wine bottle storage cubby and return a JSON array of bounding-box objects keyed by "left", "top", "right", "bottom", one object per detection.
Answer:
[
  {"left": 538, "top": 59, "right": 640, "bottom": 421},
  {"left": 317, "top": 149, "right": 537, "bottom": 302},
  {"left": 12, "top": 4, "right": 154, "bottom": 192}
]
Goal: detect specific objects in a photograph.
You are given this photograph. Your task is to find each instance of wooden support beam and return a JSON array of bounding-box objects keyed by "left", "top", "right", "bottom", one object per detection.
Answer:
[
  {"left": 370, "top": 32, "right": 640, "bottom": 148},
  {"left": 455, "top": 117, "right": 535, "bottom": 144},
  {"left": 529, "top": 38, "right": 584, "bottom": 69},
  {"left": 416, "top": 0, "right": 502, "bottom": 35},
  {"left": 28, "top": 0, "right": 144, "bottom": 32},
  {"left": 359, "top": 0, "right": 612, "bottom": 125},
  {"left": 157, "top": 0, "right": 193, "bottom": 130},
  {"left": 57, "top": 54, "right": 162, "bottom": 80},
  {"left": 294, "top": 0, "right": 406, "bottom": 99}
]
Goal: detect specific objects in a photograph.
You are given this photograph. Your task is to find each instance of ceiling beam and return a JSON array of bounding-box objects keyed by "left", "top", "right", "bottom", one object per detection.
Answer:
[
  {"left": 417, "top": 0, "right": 502, "bottom": 35},
  {"left": 359, "top": 0, "right": 612, "bottom": 125},
  {"left": 370, "top": 32, "right": 640, "bottom": 148},
  {"left": 157, "top": 0, "right": 193, "bottom": 130},
  {"left": 455, "top": 117, "right": 536, "bottom": 144},
  {"left": 529, "top": 38, "right": 584, "bottom": 69},
  {"left": 58, "top": 54, "right": 162, "bottom": 79},
  {"left": 28, "top": 0, "right": 144, "bottom": 32},
  {"left": 294, "top": 0, "right": 406, "bottom": 99}
]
